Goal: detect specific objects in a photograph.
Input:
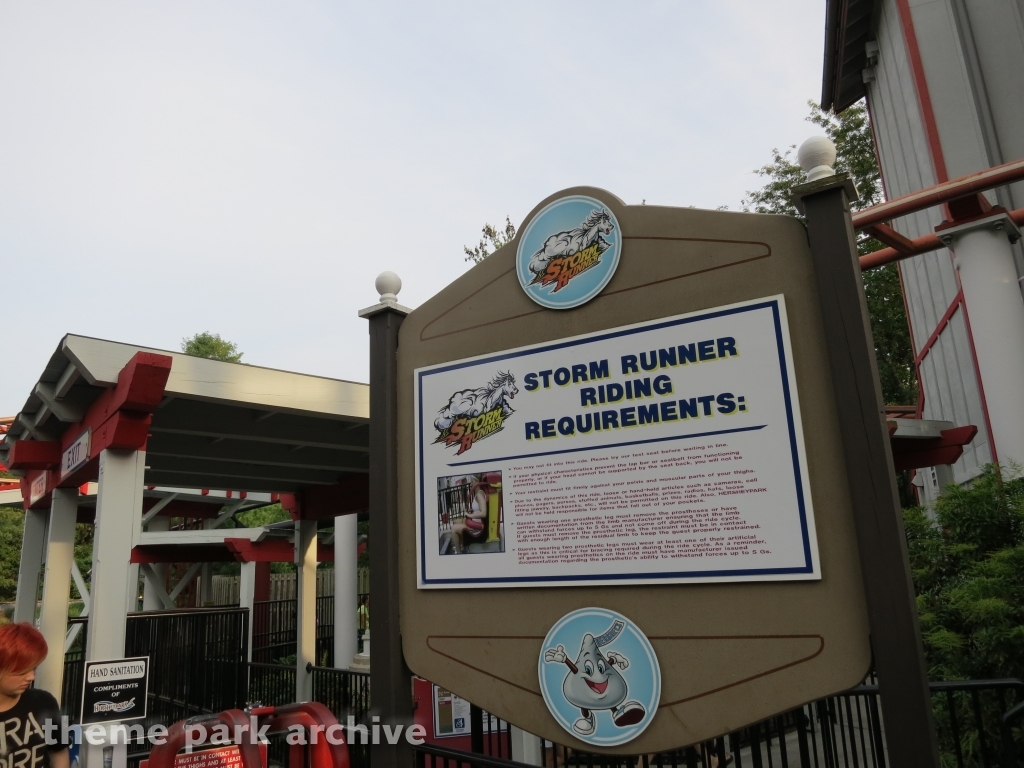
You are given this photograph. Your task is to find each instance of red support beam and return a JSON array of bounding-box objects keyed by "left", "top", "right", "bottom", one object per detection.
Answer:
[
  {"left": 7, "top": 441, "right": 61, "bottom": 470},
  {"left": 19, "top": 352, "right": 171, "bottom": 507},
  {"left": 281, "top": 476, "right": 370, "bottom": 521},
  {"left": 890, "top": 426, "right": 978, "bottom": 472},
  {"left": 223, "top": 537, "right": 335, "bottom": 563},
  {"left": 851, "top": 156, "right": 1024, "bottom": 229},
  {"left": 859, "top": 206, "right": 1024, "bottom": 271},
  {"left": 131, "top": 545, "right": 238, "bottom": 564}
]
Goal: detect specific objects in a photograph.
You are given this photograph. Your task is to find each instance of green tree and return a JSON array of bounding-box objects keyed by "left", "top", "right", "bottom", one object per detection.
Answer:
[
  {"left": 464, "top": 216, "right": 516, "bottom": 264},
  {"left": 903, "top": 466, "right": 1024, "bottom": 768},
  {"left": 742, "top": 100, "right": 917, "bottom": 406},
  {"left": 905, "top": 466, "right": 1024, "bottom": 682},
  {"left": 182, "top": 332, "right": 244, "bottom": 363},
  {"left": 0, "top": 507, "right": 24, "bottom": 602}
]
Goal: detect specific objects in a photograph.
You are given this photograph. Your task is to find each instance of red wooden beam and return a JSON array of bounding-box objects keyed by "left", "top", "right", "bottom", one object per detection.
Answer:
[
  {"left": 282, "top": 476, "right": 370, "bottom": 521},
  {"left": 20, "top": 352, "right": 172, "bottom": 507},
  {"left": 223, "top": 537, "right": 335, "bottom": 563},
  {"left": 890, "top": 426, "right": 978, "bottom": 472},
  {"left": 131, "top": 544, "right": 239, "bottom": 564},
  {"left": 7, "top": 440, "right": 61, "bottom": 470}
]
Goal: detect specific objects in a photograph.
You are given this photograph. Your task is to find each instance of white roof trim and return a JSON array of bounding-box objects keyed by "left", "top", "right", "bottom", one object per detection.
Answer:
[{"left": 61, "top": 334, "right": 368, "bottom": 420}]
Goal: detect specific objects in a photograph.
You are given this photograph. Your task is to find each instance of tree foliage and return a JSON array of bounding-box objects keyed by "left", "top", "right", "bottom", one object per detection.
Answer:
[
  {"left": 0, "top": 507, "right": 24, "bottom": 602},
  {"left": 181, "top": 332, "right": 243, "bottom": 363},
  {"left": 743, "top": 100, "right": 916, "bottom": 406},
  {"left": 464, "top": 217, "right": 516, "bottom": 264},
  {"left": 905, "top": 466, "right": 1024, "bottom": 681}
]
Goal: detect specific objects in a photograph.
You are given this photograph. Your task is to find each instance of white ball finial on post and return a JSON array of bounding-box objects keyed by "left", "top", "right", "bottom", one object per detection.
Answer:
[
  {"left": 375, "top": 271, "right": 402, "bottom": 303},
  {"left": 359, "top": 269, "right": 411, "bottom": 317},
  {"left": 797, "top": 136, "right": 838, "bottom": 182}
]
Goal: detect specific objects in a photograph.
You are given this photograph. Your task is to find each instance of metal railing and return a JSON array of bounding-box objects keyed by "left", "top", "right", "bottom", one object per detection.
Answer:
[
  {"left": 247, "top": 662, "right": 297, "bottom": 708},
  {"left": 309, "top": 663, "right": 371, "bottom": 723},
  {"left": 250, "top": 595, "right": 356, "bottom": 666},
  {"left": 527, "top": 679, "right": 1024, "bottom": 768},
  {"left": 62, "top": 608, "right": 249, "bottom": 723},
  {"left": 416, "top": 743, "right": 535, "bottom": 768},
  {"left": 63, "top": 608, "right": 249, "bottom": 768}
]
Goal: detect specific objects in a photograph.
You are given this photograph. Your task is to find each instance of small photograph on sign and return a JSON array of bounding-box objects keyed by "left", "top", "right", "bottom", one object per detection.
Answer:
[{"left": 437, "top": 471, "right": 504, "bottom": 556}]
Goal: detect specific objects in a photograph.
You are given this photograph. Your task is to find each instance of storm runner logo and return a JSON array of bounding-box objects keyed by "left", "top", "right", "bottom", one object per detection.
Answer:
[
  {"left": 528, "top": 208, "right": 615, "bottom": 292},
  {"left": 433, "top": 371, "right": 518, "bottom": 455}
]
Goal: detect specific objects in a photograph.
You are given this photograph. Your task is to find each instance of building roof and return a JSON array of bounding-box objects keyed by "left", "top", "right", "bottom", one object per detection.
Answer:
[
  {"left": 821, "top": 0, "right": 877, "bottom": 112},
  {"left": 2, "top": 334, "right": 370, "bottom": 493}
]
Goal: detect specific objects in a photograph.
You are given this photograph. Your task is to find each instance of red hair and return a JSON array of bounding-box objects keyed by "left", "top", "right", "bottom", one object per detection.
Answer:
[{"left": 0, "top": 623, "right": 48, "bottom": 675}]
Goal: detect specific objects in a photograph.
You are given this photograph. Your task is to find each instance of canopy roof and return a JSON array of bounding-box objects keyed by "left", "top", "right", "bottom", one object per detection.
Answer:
[
  {"left": 821, "top": 0, "right": 876, "bottom": 112},
  {"left": 1, "top": 334, "right": 369, "bottom": 493}
]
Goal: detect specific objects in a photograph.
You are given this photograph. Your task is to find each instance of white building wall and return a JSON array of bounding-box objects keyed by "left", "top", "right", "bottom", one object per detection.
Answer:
[{"left": 863, "top": 0, "right": 1017, "bottom": 498}]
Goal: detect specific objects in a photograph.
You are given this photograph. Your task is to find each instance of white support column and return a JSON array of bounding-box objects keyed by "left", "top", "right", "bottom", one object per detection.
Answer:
[
  {"left": 36, "top": 488, "right": 78, "bottom": 703},
  {"left": 941, "top": 213, "right": 1024, "bottom": 468},
  {"left": 142, "top": 517, "right": 170, "bottom": 611},
  {"left": 200, "top": 519, "right": 215, "bottom": 606},
  {"left": 14, "top": 507, "right": 47, "bottom": 625},
  {"left": 295, "top": 520, "right": 317, "bottom": 701},
  {"left": 239, "top": 562, "right": 256, "bottom": 662},
  {"left": 334, "top": 514, "right": 358, "bottom": 670},
  {"left": 510, "top": 726, "right": 543, "bottom": 766},
  {"left": 83, "top": 449, "right": 146, "bottom": 768}
]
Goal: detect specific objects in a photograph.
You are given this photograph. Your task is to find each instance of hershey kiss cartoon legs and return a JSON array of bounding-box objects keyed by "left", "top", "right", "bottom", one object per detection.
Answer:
[{"left": 544, "top": 620, "right": 646, "bottom": 735}]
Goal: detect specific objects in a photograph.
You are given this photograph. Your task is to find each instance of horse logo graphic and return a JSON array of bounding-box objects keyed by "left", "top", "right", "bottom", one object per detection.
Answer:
[
  {"left": 516, "top": 194, "right": 622, "bottom": 310},
  {"left": 528, "top": 208, "right": 615, "bottom": 291},
  {"left": 539, "top": 608, "right": 660, "bottom": 746},
  {"left": 434, "top": 371, "right": 517, "bottom": 455}
]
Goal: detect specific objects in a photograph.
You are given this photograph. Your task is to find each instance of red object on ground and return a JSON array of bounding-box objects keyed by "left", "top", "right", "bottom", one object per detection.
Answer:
[{"left": 143, "top": 704, "right": 348, "bottom": 768}]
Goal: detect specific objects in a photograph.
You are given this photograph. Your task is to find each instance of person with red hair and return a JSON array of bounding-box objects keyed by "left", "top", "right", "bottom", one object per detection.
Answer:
[{"left": 0, "top": 623, "right": 70, "bottom": 768}]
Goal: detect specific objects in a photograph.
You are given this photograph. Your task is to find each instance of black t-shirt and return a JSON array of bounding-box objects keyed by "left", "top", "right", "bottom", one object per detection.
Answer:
[{"left": 0, "top": 689, "right": 68, "bottom": 768}]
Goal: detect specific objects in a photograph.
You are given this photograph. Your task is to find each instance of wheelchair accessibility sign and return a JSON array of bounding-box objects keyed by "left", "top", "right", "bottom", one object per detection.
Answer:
[
  {"left": 516, "top": 195, "right": 622, "bottom": 309},
  {"left": 539, "top": 608, "right": 660, "bottom": 746}
]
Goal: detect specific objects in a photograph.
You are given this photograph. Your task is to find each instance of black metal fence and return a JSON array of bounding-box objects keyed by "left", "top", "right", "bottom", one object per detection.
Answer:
[
  {"left": 62, "top": 608, "right": 249, "bottom": 723},
  {"left": 310, "top": 663, "right": 371, "bottom": 724},
  {"left": 56, "top": 605, "right": 1024, "bottom": 768},
  {"left": 524, "top": 679, "right": 1024, "bottom": 768},
  {"left": 250, "top": 596, "right": 351, "bottom": 667}
]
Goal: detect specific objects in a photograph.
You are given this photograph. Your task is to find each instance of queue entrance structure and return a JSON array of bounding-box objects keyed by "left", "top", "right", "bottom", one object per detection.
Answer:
[{"left": 2, "top": 335, "right": 370, "bottom": 767}]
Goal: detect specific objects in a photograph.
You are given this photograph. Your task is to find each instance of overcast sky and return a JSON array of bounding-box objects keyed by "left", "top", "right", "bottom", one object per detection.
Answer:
[{"left": 0, "top": 2, "right": 826, "bottom": 412}]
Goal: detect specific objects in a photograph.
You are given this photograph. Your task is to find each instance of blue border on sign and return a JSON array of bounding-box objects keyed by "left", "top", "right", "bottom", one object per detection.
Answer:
[{"left": 416, "top": 299, "right": 813, "bottom": 586}]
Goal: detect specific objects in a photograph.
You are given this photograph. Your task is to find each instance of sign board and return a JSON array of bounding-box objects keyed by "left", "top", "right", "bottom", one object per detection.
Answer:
[
  {"left": 29, "top": 474, "right": 47, "bottom": 506},
  {"left": 81, "top": 656, "right": 149, "bottom": 724},
  {"left": 415, "top": 298, "right": 817, "bottom": 588},
  {"left": 397, "top": 187, "right": 871, "bottom": 752},
  {"left": 432, "top": 684, "right": 472, "bottom": 738},
  {"left": 171, "top": 747, "right": 242, "bottom": 768},
  {"left": 61, "top": 429, "right": 91, "bottom": 480}
]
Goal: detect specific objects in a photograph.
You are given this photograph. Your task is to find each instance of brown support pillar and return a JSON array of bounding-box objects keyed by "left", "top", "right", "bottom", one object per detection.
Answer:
[
  {"left": 795, "top": 175, "right": 940, "bottom": 767},
  {"left": 361, "top": 276, "right": 412, "bottom": 768}
]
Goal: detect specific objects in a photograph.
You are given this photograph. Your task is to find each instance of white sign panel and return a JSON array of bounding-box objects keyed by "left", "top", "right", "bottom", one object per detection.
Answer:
[
  {"left": 432, "top": 685, "right": 472, "bottom": 738},
  {"left": 414, "top": 296, "right": 819, "bottom": 589},
  {"left": 29, "top": 474, "right": 47, "bottom": 505},
  {"left": 61, "top": 429, "right": 91, "bottom": 480}
]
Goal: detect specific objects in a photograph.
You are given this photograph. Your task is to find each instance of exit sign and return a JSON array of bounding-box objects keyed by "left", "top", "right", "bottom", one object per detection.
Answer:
[{"left": 61, "top": 430, "right": 91, "bottom": 480}]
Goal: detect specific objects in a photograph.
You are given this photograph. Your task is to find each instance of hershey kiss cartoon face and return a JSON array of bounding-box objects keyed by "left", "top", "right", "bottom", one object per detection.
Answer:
[
  {"left": 544, "top": 618, "right": 647, "bottom": 737},
  {"left": 563, "top": 632, "right": 628, "bottom": 710}
]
